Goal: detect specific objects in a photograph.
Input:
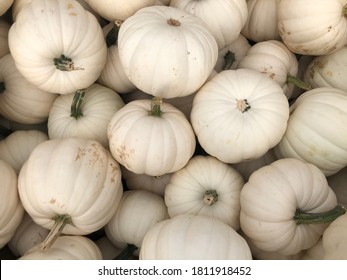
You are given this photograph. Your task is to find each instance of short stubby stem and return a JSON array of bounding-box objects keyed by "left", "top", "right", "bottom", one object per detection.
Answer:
[
  {"left": 0, "top": 81, "right": 5, "bottom": 93},
  {"left": 54, "top": 54, "right": 84, "bottom": 71},
  {"left": 70, "top": 89, "right": 86, "bottom": 119},
  {"left": 294, "top": 205, "right": 346, "bottom": 225},
  {"left": 149, "top": 97, "right": 163, "bottom": 117},
  {"left": 167, "top": 18, "right": 181, "bottom": 26},
  {"left": 222, "top": 51, "right": 236, "bottom": 71},
  {"left": 236, "top": 99, "right": 251, "bottom": 113},
  {"left": 106, "top": 19, "right": 123, "bottom": 47},
  {"left": 203, "top": 190, "right": 218, "bottom": 206}
]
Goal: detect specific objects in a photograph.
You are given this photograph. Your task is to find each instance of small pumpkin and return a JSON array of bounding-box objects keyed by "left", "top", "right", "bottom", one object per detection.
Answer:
[
  {"left": 190, "top": 68, "right": 289, "bottom": 164},
  {"left": 164, "top": 155, "right": 244, "bottom": 229},
  {"left": 240, "top": 158, "right": 345, "bottom": 256},
  {"left": 108, "top": 97, "right": 196, "bottom": 176},
  {"left": 8, "top": 0, "right": 107, "bottom": 94},
  {"left": 140, "top": 214, "right": 252, "bottom": 260},
  {"left": 118, "top": 5, "right": 218, "bottom": 98}
]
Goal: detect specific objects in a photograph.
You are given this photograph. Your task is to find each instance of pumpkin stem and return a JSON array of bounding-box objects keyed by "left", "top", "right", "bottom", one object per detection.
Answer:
[
  {"left": 39, "top": 214, "right": 72, "bottom": 252},
  {"left": 287, "top": 74, "right": 311, "bottom": 91},
  {"left": 294, "top": 205, "right": 346, "bottom": 225},
  {"left": 106, "top": 20, "right": 123, "bottom": 47},
  {"left": 343, "top": 4, "right": 347, "bottom": 16},
  {"left": 167, "top": 18, "right": 181, "bottom": 26},
  {"left": 53, "top": 54, "right": 84, "bottom": 71},
  {"left": 236, "top": 99, "right": 251, "bottom": 113},
  {"left": 70, "top": 89, "right": 86, "bottom": 119},
  {"left": 222, "top": 51, "right": 236, "bottom": 71},
  {"left": 113, "top": 244, "right": 138, "bottom": 260},
  {"left": 149, "top": 97, "right": 163, "bottom": 117},
  {"left": 0, "top": 81, "right": 5, "bottom": 93},
  {"left": 203, "top": 190, "right": 218, "bottom": 206}
]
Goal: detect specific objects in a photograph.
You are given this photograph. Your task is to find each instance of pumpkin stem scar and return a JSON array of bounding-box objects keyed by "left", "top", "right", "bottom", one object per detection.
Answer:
[
  {"left": 294, "top": 205, "right": 346, "bottom": 224},
  {"left": 113, "top": 244, "right": 138, "bottom": 260},
  {"left": 222, "top": 51, "right": 236, "bottom": 71},
  {"left": 167, "top": 18, "right": 181, "bottom": 26},
  {"left": 236, "top": 99, "right": 251, "bottom": 113},
  {"left": 70, "top": 89, "right": 86, "bottom": 119},
  {"left": 39, "top": 214, "right": 72, "bottom": 252},
  {"left": 149, "top": 96, "right": 163, "bottom": 117},
  {"left": 0, "top": 81, "right": 5, "bottom": 93},
  {"left": 287, "top": 74, "right": 311, "bottom": 91},
  {"left": 203, "top": 190, "right": 218, "bottom": 206},
  {"left": 53, "top": 54, "right": 84, "bottom": 71}
]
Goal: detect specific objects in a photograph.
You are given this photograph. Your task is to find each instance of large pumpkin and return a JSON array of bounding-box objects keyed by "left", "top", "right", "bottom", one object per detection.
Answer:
[{"left": 8, "top": 0, "right": 107, "bottom": 94}]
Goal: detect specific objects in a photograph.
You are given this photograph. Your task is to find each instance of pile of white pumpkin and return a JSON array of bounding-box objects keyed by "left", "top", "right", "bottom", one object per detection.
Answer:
[{"left": 1, "top": 0, "right": 347, "bottom": 260}]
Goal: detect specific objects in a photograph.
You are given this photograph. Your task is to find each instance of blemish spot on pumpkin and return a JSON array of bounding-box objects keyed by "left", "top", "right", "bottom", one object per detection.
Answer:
[
  {"left": 167, "top": 18, "right": 181, "bottom": 26},
  {"left": 69, "top": 13, "right": 77, "bottom": 16},
  {"left": 328, "top": 26, "right": 332, "bottom": 32},
  {"left": 269, "top": 73, "right": 275, "bottom": 79},
  {"left": 67, "top": 3, "right": 74, "bottom": 9},
  {"left": 49, "top": 198, "right": 56, "bottom": 204},
  {"left": 325, "top": 70, "right": 333, "bottom": 77},
  {"left": 75, "top": 147, "right": 86, "bottom": 160}
]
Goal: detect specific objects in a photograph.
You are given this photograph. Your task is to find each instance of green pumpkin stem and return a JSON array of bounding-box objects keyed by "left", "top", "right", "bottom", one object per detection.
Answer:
[
  {"left": 53, "top": 54, "right": 84, "bottom": 71},
  {"left": 222, "top": 51, "right": 236, "bottom": 71},
  {"left": 343, "top": 4, "right": 347, "bottom": 16},
  {"left": 287, "top": 74, "right": 311, "bottom": 91},
  {"left": 149, "top": 97, "right": 163, "bottom": 117},
  {"left": 70, "top": 89, "right": 86, "bottom": 119},
  {"left": 113, "top": 244, "right": 138, "bottom": 260},
  {"left": 203, "top": 190, "right": 218, "bottom": 206},
  {"left": 294, "top": 205, "right": 346, "bottom": 225},
  {"left": 106, "top": 20, "right": 123, "bottom": 47},
  {"left": 0, "top": 81, "right": 5, "bottom": 93},
  {"left": 40, "top": 214, "right": 72, "bottom": 252}
]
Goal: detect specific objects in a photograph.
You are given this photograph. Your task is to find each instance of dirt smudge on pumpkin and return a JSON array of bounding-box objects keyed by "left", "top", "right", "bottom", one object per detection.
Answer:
[
  {"left": 75, "top": 147, "right": 86, "bottom": 160},
  {"left": 49, "top": 198, "right": 56, "bottom": 204}
]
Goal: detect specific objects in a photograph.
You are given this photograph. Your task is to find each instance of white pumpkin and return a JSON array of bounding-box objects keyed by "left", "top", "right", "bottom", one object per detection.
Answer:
[
  {"left": 237, "top": 40, "right": 303, "bottom": 99},
  {"left": 241, "top": 0, "right": 281, "bottom": 42},
  {"left": 240, "top": 158, "right": 345, "bottom": 256},
  {"left": 105, "top": 190, "right": 168, "bottom": 256},
  {"left": 0, "top": 54, "right": 58, "bottom": 124},
  {"left": 118, "top": 5, "right": 218, "bottom": 98},
  {"left": 18, "top": 137, "right": 123, "bottom": 251},
  {"left": 47, "top": 83, "right": 125, "bottom": 148},
  {"left": 140, "top": 214, "right": 252, "bottom": 260},
  {"left": 0, "top": 19, "right": 10, "bottom": 59},
  {"left": 327, "top": 166, "right": 347, "bottom": 208},
  {"left": 84, "top": 0, "right": 158, "bottom": 21},
  {"left": 0, "top": 159, "right": 25, "bottom": 249},
  {"left": 170, "top": 0, "right": 248, "bottom": 50},
  {"left": 8, "top": 0, "right": 107, "bottom": 94},
  {"left": 274, "top": 87, "right": 347, "bottom": 176},
  {"left": 190, "top": 69, "right": 289, "bottom": 164},
  {"left": 8, "top": 212, "right": 49, "bottom": 257},
  {"left": 164, "top": 155, "right": 244, "bottom": 230},
  {"left": 108, "top": 97, "right": 196, "bottom": 176},
  {"left": 278, "top": 0, "right": 347, "bottom": 55},
  {"left": 303, "top": 44, "right": 347, "bottom": 92},
  {"left": 19, "top": 235, "right": 102, "bottom": 260},
  {"left": 0, "top": 130, "right": 48, "bottom": 174}
]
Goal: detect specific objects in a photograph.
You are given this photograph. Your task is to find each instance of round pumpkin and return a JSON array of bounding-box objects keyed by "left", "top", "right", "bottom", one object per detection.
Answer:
[{"left": 8, "top": 0, "right": 107, "bottom": 94}]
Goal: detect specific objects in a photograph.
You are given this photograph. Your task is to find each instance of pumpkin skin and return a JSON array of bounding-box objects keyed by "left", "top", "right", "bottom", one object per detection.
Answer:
[
  {"left": 0, "top": 130, "right": 48, "bottom": 174},
  {"left": 242, "top": 0, "right": 281, "bottom": 42},
  {"left": 19, "top": 235, "right": 102, "bottom": 260},
  {"left": 140, "top": 214, "right": 252, "bottom": 260},
  {"left": 47, "top": 83, "right": 125, "bottom": 148},
  {"left": 0, "top": 159, "right": 25, "bottom": 249},
  {"left": 105, "top": 190, "right": 169, "bottom": 250},
  {"left": 8, "top": 212, "right": 49, "bottom": 257},
  {"left": 278, "top": 0, "right": 347, "bottom": 55},
  {"left": 18, "top": 137, "right": 123, "bottom": 236},
  {"left": 274, "top": 87, "right": 347, "bottom": 176},
  {"left": 0, "top": 19, "right": 10, "bottom": 59},
  {"left": 118, "top": 5, "right": 218, "bottom": 98},
  {"left": 108, "top": 98, "right": 196, "bottom": 176},
  {"left": 8, "top": 0, "right": 107, "bottom": 94},
  {"left": 190, "top": 69, "right": 289, "bottom": 164},
  {"left": 240, "top": 158, "right": 341, "bottom": 256},
  {"left": 164, "top": 155, "right": 244, "bottom": 230},
  {"left": 170, "top": 0, "right": 248, "bottom": 50},
  {"left": 0, "top": 54, "right": 58, "bottom": 124}
]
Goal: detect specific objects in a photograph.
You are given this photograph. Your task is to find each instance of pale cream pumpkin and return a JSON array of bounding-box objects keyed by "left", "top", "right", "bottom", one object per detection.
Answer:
[
  {"left": 327, "top": 166, "right": 347, "bottom": 208},
  {"left": 0, "top": 54, "right": 58, "bottom": 124},
  {"left": 140, "top": 214, "right": 252, "bottom": 260},
  {"left": 0, "top": 19, "right": 10, "bottom": 59},
  {"left": 8, "top": 212, "right": 49, "bottom": 257},
  {"left": 0, "top": 130, "right": 48, "bottom": 174},
  {"left": 8, "top": 0, "right": 107, "bottom": 94},
  {"left": 19, "top": 235, "right": 103, "bottom": 260},
  {"left": 108, "top": 97, "right": 196, "bottom": 176},
  {"left": 274, "top": 87, "right": 347, "bottom": 176},
  {"left": 278, "top": 0, "right": 347, "bottom": 55},
  {"left": 240, "top": 158, "right": 345, "bottom": 256},
  {"left": 47, "top": 83, "right": 125, "bottom": 148},
  {"left": 118, "top": 5, "right": 218, "bottom": 98},
  {"left": 18, "top": 137, "right": 123, "bottom": 251},
  {"left": 0, "top": 159, "right": 25, "bottom": 249},
  {"left": 242, "top": 0, "right": 281, "bottom": 42},
  {"left": 170, "top": 0, "right": 248, "bottom": 50},
  {"left": 164, "top": 155, "right": 244, "bottom": 230},
  {"left": 190, "top": 69, "right": 289, "bottom": 164}
]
